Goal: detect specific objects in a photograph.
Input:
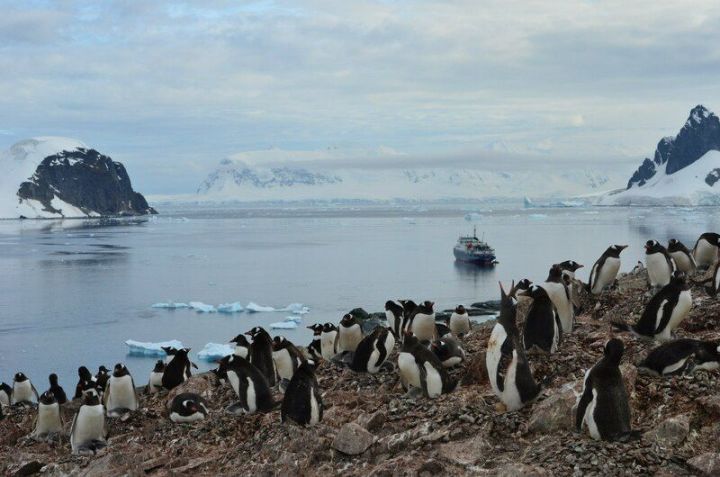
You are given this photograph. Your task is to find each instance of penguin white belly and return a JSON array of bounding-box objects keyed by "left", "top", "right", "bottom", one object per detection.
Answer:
[
  {"left": 442, "top": 356, "right": 463, "bottom": 368},
  {"left": 148, "top": 372, "right": 163, "bottom": 394},
  {"left": 338, "top": 325, "right": 362, "bottom": 352},
  {"left": 658, "top": 290, "right": 691, "bottom": 340},
  {"left": 449, "top": 313, "right": 470, "bottom": 335},
  {"left": 12, "top": 381, "right": 34, "bottom": 404},
  {"left": 486, "top": 324, "right": 506, "bottom": 395},
  {"left": 584, "top": 389, "right": 601, "bottom": 440},
  {"left": 551, "top": 315, "right": 560, "bottom": 353},
  {"left": 411, "top": 314, "right": 436, "bottom": 341},
  {"left": 320, "top": 331, "right": 338, "bottom": 359},
  {"left": 384, "top": 332, "right": 396, "bottom": 355},
  {"left": 227, "top": 370, "right": 242, "bottom": 398},
  {"left": 367, "top": 348, "right": 381, "bottom": 373},
  {"left": 106, "top": 375, "right": 137, "bottom": 413},
  {"left": 662, "top": 357, "right": 689, "bottom": 375},
  {"left": 309, "top": 387, "right": 321, "bottom": 425},
  {"left": 398, "top": 352, "right": 421, "bottom": 389},
  {"left": 591, "top": 258, "right": 620, "bottom": 294},
  {"left": 694, "top": 240, "right": 717, "bottom": 268},
  {"left": 72, "top": 405, "right": 105, "bottom": 452},
  {"left": 423, "top": 362, "right": 443, "bottom": 398},
  {"left": 501, "top": 353, "right": 523, "bottom": 411},
  {"left": 170, "top": 410, "right": 205, "bottom": 423},
  {"left": 647, "top": 254, "right": 671, "bottom": 287},
  {"left": 543, "top": 282, "right": 573, "bottom": 333},
  {"left": 715, "top": 268, "right": 720, "bottom": 292},
  {"left": 245, "top": 377, "right": 257, "bottom": 412},
  {"left": 385, "top": 310, "right": 401, "bottom": 334},
  {"left": 234, "top": 346, "right": 249, "bottom": 359},
  {"left": 0, "top": 391, "right": 9, "bottom": 406},
  {"left": 670, "top": 252, "right": 693, "bottom": 273},
  {"left": 273, "top": 349, "right": 295, "bottom": 381},
  {"left": 693, "top": 361, "right": 720, "bottom": 371},
  {"left": 34, "top": 403, "right": 62, "bottom": 436}
]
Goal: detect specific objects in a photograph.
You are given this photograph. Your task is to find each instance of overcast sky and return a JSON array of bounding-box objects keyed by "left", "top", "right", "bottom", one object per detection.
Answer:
[{"left": 1, "top": 0, "right": 719, "bottom": 194}]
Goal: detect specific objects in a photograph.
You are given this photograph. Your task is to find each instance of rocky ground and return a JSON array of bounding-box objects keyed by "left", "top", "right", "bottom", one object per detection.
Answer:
[{"left": 3, "top": 269, "right": 720, "bottom": 476}]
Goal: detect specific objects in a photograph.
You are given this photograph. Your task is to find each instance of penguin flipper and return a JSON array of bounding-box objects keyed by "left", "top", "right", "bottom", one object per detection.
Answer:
[
  {"left": 130, "top": 376, "right": 139, "bottom": 408},
  {"left": 31, "top": 384, "right": 39, "bottom": 402},
  {"left": 417, "top": 361, "right": 429, "bottom": 398},
  {"left": 575, "top": 378, "right": 593, "bottom": 432},
  {"left": 69, "top": 412, "right": 79, "bottom": 450},
  {"left": 496, "top": 337, "right": 514, "bottom": 393},
  {"left": 655, "top": 299, "right": 676, "bottom": 336}
]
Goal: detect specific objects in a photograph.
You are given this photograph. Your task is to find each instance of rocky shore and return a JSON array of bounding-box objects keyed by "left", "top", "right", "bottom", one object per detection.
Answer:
[{"left": 3, "top": 269, "right": 720, "bottom": 476}]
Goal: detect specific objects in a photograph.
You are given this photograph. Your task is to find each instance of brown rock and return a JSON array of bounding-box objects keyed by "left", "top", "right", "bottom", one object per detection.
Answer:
[
  {"left": 165, "top": 374, "right": 217, "bottom": 410},
  {"left": 438, "top": 436, "right": 491, "bottom": 466},
  {"left": 497, "top": 463, "right": 550, "bottom": 477},
  {"left": 461, "top": 352, "right": 488, "bottom": 386},
  {"left": 332, "top": 423, "right": 375, "bottom": 455},
  {"left": 696, "top": 395, "right": 720, "bottom": 417},
  {"left": 357, "top": 411, "right": 386, "bottom": 432},
  {"left": 528, "top": 387, "right": 576, "bottom": 433},
  {"left": 643, "top": 414, "right": 690, "bottom": 447},
  {"left": 687, "top": 453, "right": 720, "bottom": 476}
]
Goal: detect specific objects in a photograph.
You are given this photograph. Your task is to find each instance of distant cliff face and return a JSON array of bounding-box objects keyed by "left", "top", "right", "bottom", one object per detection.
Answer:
[{"left": 627, "top": 105, "right": 720, "bottom": 188}]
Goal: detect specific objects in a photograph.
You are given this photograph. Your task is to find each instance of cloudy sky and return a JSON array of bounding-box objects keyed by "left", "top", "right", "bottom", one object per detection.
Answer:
[{"left": 1, "top": 0, "right": 719, "bottom": 194}]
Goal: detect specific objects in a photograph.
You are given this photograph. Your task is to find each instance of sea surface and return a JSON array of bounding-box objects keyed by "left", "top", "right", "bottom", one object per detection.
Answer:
[{"left": 1, "top": 203, "right": 718, "bottom": 389}]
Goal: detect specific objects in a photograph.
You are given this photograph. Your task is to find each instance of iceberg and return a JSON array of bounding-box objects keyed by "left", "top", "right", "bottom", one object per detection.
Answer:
[
  {"left": 217, "top": 302, "right": 244, "bottom": 313},
  {"left": 197, "top": 343, "right": 234, "bottom": 361},
  {"left": 270, "top": 321, "right": 299, "bottom": 329},
  {"left": 189, "top": 301, "right": 217, "bottom": 313},
  {"left": 281, "top": 303, "right": 309, "bottom": 314},
  {"left": 151, "top": 302, "right": 190, "bottom": 309},
  {"left": 284, "top": 315, "right": 303, "bottom": 323},
  {"left": 246, "top": 302, "right": 276, "bottom": 313},
  {"left": 125, "top": 339, "right": 184, "bottom": 357}
]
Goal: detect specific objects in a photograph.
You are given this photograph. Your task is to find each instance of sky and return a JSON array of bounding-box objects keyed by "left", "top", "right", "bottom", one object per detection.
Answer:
[{"left": 1, "top": 0, "right": 720, "bottom": 194}]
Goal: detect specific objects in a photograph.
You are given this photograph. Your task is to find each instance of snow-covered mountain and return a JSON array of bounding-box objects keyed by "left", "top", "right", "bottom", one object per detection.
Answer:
[
  {"left": 599, "top": 105, "right": 720, "bottom": 206},
  {"left": 0, "top": 137, "right": 155, "bottom": 219}
]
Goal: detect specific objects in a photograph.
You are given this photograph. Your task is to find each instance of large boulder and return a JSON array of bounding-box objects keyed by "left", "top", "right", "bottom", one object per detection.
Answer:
[
  {"left": 528, "top": 387, "right": 576, "bottom": 433},
  {"left": 332, "top": 423, "right": 375, "bottom": 455},
  {"left": 687, "top": 453, "right": 720, "bottom": 476},
  {"left": 643, "top": 414, "right": 690, "bottom": 447}
]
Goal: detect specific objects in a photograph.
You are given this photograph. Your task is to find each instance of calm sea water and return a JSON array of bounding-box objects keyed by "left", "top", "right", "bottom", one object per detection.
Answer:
[{"left": 1, "top": 204, "right": 718, "bottom": 390}]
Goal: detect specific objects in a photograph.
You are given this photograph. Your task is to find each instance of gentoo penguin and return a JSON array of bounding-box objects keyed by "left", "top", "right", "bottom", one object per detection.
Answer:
[
  {"left": 95, "top": 366, "right": 110, "bottom": 394},
  {"left": 408, "top": 301, "right": 437, "bottom": 342},
  {"left": 146, "top": 360, "right": 165, "bottom": 394},
  {"left": 31, "top": 391, "right": 63, "bottom": 438},
  {"left": 576, "top": 339, "right": 633, "bottom": 441},
  {"left": 385, "top": 300, "right": 405, "bottom": 339},
  {"left": 558, "top": 260, "right": 584, "bottom": 280},
  {"left": 435, "top": 322, "right": 452, "bottom": 338},
  {"left": 612, "top": 271, "right": 691, "bottom": 342},
  {"left": 521, "top": 285, "right": 562, "bottom": 354},
  {"left": 350, "top": 326, "right": 396, "bottom": 373},
  {"left": 306, "top": 324, "right": 323, "bottom": 361},
  {"left": 645, "top": 240, "right": 675, "bottom": 288},
  {"left": 588, "top": 245, "right": 628, "bottom": 294},
  {"left": 162, "top": 346, "right": 179, "bottom": 364},
  {"left": 337, "top": 313, "right": 363, "bottom": 353},
  {"left": 104, "top": 363, "right": 138, "bottom": 417},
  {"left": 399, "top": 299, "right": 418, "bottom": 335},
  {"left": 558, "top": 261, "right": 584, "bottom": 313},
  {"left": 162, "top": 347, "right": 193, "bottom": 391},
  {"left": 74, "top": 366, "right": 97, "bottom": 400},
  {"left": 431, "top": 336, "right": 466, "bottom": 368},
  {"left": 281, "top": 362, "right": 323, "bottom": 426},
  {"left": 217, "top": 355, "right": 274, "bottom": 414},
  {"left": 397, "top": 333, "right": 456, "bottom": 398},
  {"left": 639, "top": 339, "right": 720, "bottom": 376},
  {"left": 449, "top": 305, "right": 471, "bottom": 337},
  {"left": 668, "top": 239, "right": 696, "bottom": 274},
  {"left": 70, "top": 388, "right": 107, "bottom": 455},
  {"left": 169, "top": 393, "right": 209, "bottom": 423},
  {"left": 486, "top": 282, "right": 541, "bottom": 411},
  {"left": 247, "top": 327, "right": 277, "bottom": 387},
  {"left": 46, "top": 374, "right": 67, "bottom": 404},
  {"left": 229, "top": 334, "right": 250, "bottom": 359},
  {"left": 694, "top": 261, "right": 720, "bottom": 297},
  {"left": 320, "top": 323, "right": 339, "bottom": 360},
  {"left": 272, "top": 336, "right": 306, "bottom": 384},
  {"left": 542, "top": 265, "right": 574, "bottom": 333},
  {"left": 12, "top": 372, "right": 38, "bottom": 405},
  {"left": 0, "top": 382, "right": 11, "bottom": 406},
  {"left": 513, "top": 279, "right": 533, "bottom": 303},
  {"left": 693, "top": 232, "right": 720, "bottom": 271}
]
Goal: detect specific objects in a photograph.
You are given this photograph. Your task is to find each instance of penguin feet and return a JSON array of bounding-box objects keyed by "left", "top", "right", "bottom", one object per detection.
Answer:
[
  {"left": 225, "top": 402, "right": 248, "bottom": 415},
  {"left": 402, "top": 387, "right": 424, "bottom": 400}
]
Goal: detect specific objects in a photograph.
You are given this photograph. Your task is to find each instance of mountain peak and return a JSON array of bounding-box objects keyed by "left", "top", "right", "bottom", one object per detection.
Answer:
[{"left": 686, "top": 104, "right": 714, "bottom": 126}]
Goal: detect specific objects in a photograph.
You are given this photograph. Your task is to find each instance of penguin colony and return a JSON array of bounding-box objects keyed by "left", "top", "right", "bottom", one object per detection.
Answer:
[{"left": 2, "top": 233, "right": 720, "bottom": 460}]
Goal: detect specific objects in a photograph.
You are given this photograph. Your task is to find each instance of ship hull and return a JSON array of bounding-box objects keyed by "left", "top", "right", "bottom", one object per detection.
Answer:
[{"left": 453, "top": 248, "right": 497, "bottom": 265}]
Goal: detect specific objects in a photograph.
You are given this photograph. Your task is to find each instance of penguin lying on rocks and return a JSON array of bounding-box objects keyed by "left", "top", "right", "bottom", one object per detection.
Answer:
[
  {"left": 431, "top": 336, "right": 466, "bottom": 368},
  {"left": 169, "top": 393, "right": 209, "bottom": 423},
  {"left": 638, "top": 339, "right": 720, "bottom": 376},
  {"left": 349, "top": 326, "right": 395, "bottom": 373}
]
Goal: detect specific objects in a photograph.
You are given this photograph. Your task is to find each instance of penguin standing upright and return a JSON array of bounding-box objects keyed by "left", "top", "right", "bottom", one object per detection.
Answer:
[
  {"left": 385, "top": 300, "right": 405, "bottom": 339},
  {"left": 162, "top": 348, "right": 193, "bottom": 391},
  {"left": 639, "top": 339, "right": 720, "bottom": 376},
  {"left": 588, "top": 245, "right": 628, "bottom": 294},
  {"left": 281, "top": 362, "right": 323, "bottom": 426},
  {"left": 397, "top": 333, "right": 456, "bottom": 398},
  {"left": 272, "top": 336, "right": 306, "bottom": 383},
  {"left": 336, "top": 313, "right": 363, "bottom": 353},
  {"left": 513, "top": 279, "right": 533, "bottom": 303},
  {"left": 169, "top": 393, "right": 209, "bottom": 423},
  {"left": 449, "top": 305, "right": 471, "bottom": 337},
  {"left": 32, "top": 391, "right": 63, "bottom": 438},
  {"left": 319, "top": 323, "right": 339, "bottom": 360},
  {"left": 521, "top": 285, "right": 562, "bottom": 354},
  {"left": 104, "top": 363, "right": 138, "bottom": 417},
  {"left": 668, "top": 239, "right": 696, "bottom": 274},
  {"left": 576, "top": 339, "right": 633, "bottom": 441},
  {"left": 399, "top": 299, "right": 418, "bottom": 335},
  {"left": 612, "top": 271, "right": 691, "bottom": 341},
  {"left": 350, "top": 326, "right": 396, "bottom": 373},
  {"left": 74, "top": 366, "right": 96, "bottom": 400},
  {"left": 12, "top": 373, "right": 38, "bottom": 405},
  {"left": 70, "top": 389, "right": 106, "bottom": 455},
  {"left": 0, "top": 382, "right": 12, "bottom": 407},
  {"left": 693, "top": 232, "right": 720, "bottom": 271},
  {"left": 408, "top": 301, "right": 437, "bottom": 342},
  {"left": 47, "top": 374, "right": 67, "bottom": 404},
  {"left": 558, "top": 260, "right": 584, "bottom": 313},
  {"left": 95, "top": 366, "right": 110, "bottom": 394},
  {"left": 645, "top": 240, "right": 675, "bottom": 288},
  {"left": 431, "top": 336, "right": 466, "bottom": 368},
  {"left": 229, "top": 334, "right": 250, "bottom": 359},
  {"left": 542, "top": 265, "right": 574, "bottom": 333},
  {"left": 247, "top": 327, "right": 277, "bottom": 387},
  {"left": 486, "top": 282, "right": 541, "bottom": 411},
  {"left": 146, "top": 360, "right": 165, "bottom": 394},
  {"left": 306, "top": 324, "right": 323, "bottom": 361},
  {"left": 217, "top": 355, "right": 274, "bottom": 414},
  {"left": 697, "top": 261, "right": 720, "bottom": 297}
]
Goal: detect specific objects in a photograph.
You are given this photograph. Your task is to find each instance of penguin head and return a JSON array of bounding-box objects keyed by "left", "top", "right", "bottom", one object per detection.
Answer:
[
  {"left": 546, "top": 264, "right": 563, "bottom": 281},
  {"left": 670, "top": 270, "right": 687, "bottom": 284},
  {"left": 399, "top": 300, "right": 417, "bottom": 312},
  {"left": 431, "top": 339, "right": 449, "bottom": 359},
  {"left": 322, "top": 323, "right": 337, "bottom": 333},
  {"left": 152, "top": 360, "right": 166, "bottom": 373},
  {"left": 385, "top": 300, "right": 402, "bottom": 312},
  {"left": 559, "top": 260, "right": 584, "bottom": 272},
  {"left": 245, "top": 327, "right": 268, "bottom": 339},
  {"left": 113, "top": 363, "right": 130, "bottom": 377},
  {"left": 97, "top": 366, "right": 109, "bottom": 375},
  {"left": 48, "top": 373, "right": 59, "bottom": 386},
  {"left": 608, "top": 244, "right": 628, "bottom": 257},
  {"left": 668, "top": 238, "right": 680, "bottom": 250},
  {"left": 82, "top": 388, "right": 101, "bottom": 405},
  {"left": 39, "top": 391, "right": 57, "bottom": 405},
  {"left": 181, "top": 398, "right": 206, "bottom": 416},
  {"left": 603, "top": 338, "right": 624, "bottom": 365},
  {"left": 272, "top": 336, "right": 290, "bottom": 351},
  {"left": 229, "top": 334, "right": 250, "bottom": 346},
  {"left": 514, "top": 279, "right": 533, "bottom": 294},
  {"left": 14, "top": 372, "right": 27, "bottom": 383},
  {"left": 454, "top": 304, "right": 466, "bottom": 315},
  {"left": 162, "top": 346, "right": 179, "bottom": 357},
  {"left": 421, "top": 301, "right": 435, "bottom": 312},
  {"left": 307, "top": 324, "right": 323, "bottom": 335},
  {"left": 78, "top": 366, "right": 93, "bottom": 381},
  {"left": 340, "top": 313, "right": 356, "bottom": 327},
  {"left": 645, "top": 240, "right": 662, "bottom": 253}
]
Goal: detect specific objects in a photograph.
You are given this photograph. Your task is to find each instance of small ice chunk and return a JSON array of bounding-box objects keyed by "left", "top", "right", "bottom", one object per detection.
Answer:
[
  {"left": 197, "top": 343, "right": 234, "bottom": 361},
  {"left": 152, "top": 302, "right": 190, "bottom": 309},
  {"left": 125, "top": 339, "right": 184, "bottom": 357},
  {"left": 246, "top": 302, "right": 276, "bottom": 313},
  {"left": 217, "top": 302, "right": 244, "bottom": 313},
  {"left": 284, "top": 315, "right": 302, "bottom": 323},
  {"left": 270, "top": 321, "right": 298, "bottom": 329},
  {"left": 189, "top": 301, "right": 217, "bottom": 313},
  {"left": 281, "top": 303, "right": 309, "bottom": 314}
]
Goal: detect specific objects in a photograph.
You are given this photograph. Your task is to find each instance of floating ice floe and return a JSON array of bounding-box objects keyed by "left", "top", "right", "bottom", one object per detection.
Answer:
[
  {"left": 189, "top": 301, "right": 217, "bottom": 313},
  {"left": 270, "top": 321, "right": 299, "bottom": 329},
  {"left": 281, "top": 303, "right": 309, "bottom": 314},
  {"left": 246, "top": 302, "right": 276, "bottom": 313},
  {"left": 217, "top": 302, "right": 244, "bottom": 313},
  {"left": 151, "top": 302, "right": 190, "bottom": 309},
  {"left": 197, "top": 343, "right": 234, "bottom": 361},
  {"left": 284, "top": 315, "right": 303, "bottom": 323},
  {"left": 125, "top": 339, "right": 184, "bottom": 357}
]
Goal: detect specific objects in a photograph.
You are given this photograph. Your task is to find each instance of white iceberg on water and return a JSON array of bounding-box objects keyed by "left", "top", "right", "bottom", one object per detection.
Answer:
[
  {"left": 125, "top": 339, "right": 184, "bottom": 357},
  {"left": 189, "top": 301, "right": 217, "bottom": 313},
  {"left": 217, "top": 302, "right": 244, "bottom": 313},
  {"left": 246, "top": 302, "right": 277, "bottom": 313},
  {"left": 281, "top": 303, "right": 310, "bottom": 314},
  {"left": 197, "top": 343, "right": 234, "bottom": 361},
  {"left": 152, "top": 302, "right": 190, "bottom": 309},
  {"left": 270, "top": 321, "right": 299, "bottom": 329}
]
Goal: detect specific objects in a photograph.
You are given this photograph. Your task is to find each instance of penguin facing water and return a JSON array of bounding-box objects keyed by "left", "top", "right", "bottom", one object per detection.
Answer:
[
  {"left": 104, "top": 363, "right": 138, "bottom": 417},
  {"left": 668, "top": 239, "right": 696, "bottom": 274},
  {"left": 385, "top": 300, "right": 405, "bottom": 339},
  {"left": 47, "top": 373, "right": 67, "bottom": 405},
  {"left": 408, "top": 301, "right": 437, "bottom": 342},
  {"left": 612, "top": 271, "right": 691, "bottom": 341},
  {"left": 320, "top": 323, "right": 339, "bottom": 360},
  {"left": 247, "top": 327, "right": 277, "bottom": 387},
  {"left": 588, "top": 245, "right": 628, "bottom": 294},
  {"left": 337, "top": 313, "right": 363, "bottom": 353},
  {"left": 693, "top": 232, "right": 720, "bottom": 271},
  {"left": 217, "top": 355, "right": 274, "bottom": 414},
  {"left": 645, "top": 240, "right": 675, "bottom": 288},
  {"left": 70, "top": 388, "right": 107, "bottom": 455},
  {"left": 32, "top": 391, "right": 63, "bottom": 439},
  {"left": 272, "top": 336, "right": 306, "bottom": 383},
  {"left": 169, "top": 393, "right": 209, "bottom": 423},
  {"left": 229, "top": 334, "right": 250, "bottom": 359},
  {"left": 74, "top": 366, "right": 97, "bottom": 400},
  {"left": 639, "top": 339, "right": 720, "bottom": 376},
  {"left": 12, "top": 372, "right": 38, "bottom": 405},
  {"left": 399, "top": 299, "right": 418, "bottom": 335},
  {"left": 576, "top": 338, "right": 633, "bottom": 441},
  {"left": 306, "top": 324, "right": 323, "bottom": 361},
  {"left": 486, "top": 282, "right": 541, "bottom": 411},
  {"left": 449, "top": 305, "right": 471, "bottom": 337},
  {"left": 350, "top": 326, "right": 396, "bottom": 373},
  {"left": 542, "top": 265, "right": 574, "bottom": 333},
  {"left": 281, "top": 362, "right": 323, "bottom": 426},
  {"left": 146, "top": 360, "right": 165, "bottom": 394},
  {"left": 521, "top": 285, "right": 562, "bottom": 354},
  {"left": 397, "top": 333, "right": 456, "bottom": 398},
  {"left": 162, "top": 348, "right": 193, "bottom": 391}
]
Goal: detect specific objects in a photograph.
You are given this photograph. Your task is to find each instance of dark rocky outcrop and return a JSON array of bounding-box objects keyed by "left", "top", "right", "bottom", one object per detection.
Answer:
[
  {"left": 17, "top": 148, "right": 156, "bottom": 217},
  {"left": 627, "top": 105, "right": 720, "bottom": 189}
]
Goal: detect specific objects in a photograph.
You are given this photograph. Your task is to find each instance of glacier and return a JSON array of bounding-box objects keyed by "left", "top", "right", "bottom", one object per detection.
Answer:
[{"left": 125, "top": 339, "right": 184, "bottom": 357}]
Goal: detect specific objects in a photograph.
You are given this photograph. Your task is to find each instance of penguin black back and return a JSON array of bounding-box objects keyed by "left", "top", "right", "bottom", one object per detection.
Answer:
[
  {"left": 48, "top": 373, "right": 67, "bottom": 404},
  {"left": 639, "top": 339, "right": 699, "bottom": 376},
  {"left": 162, "top": 348, "right": 192, "bottom": 391},
  {"left": 281, "top": 362, "right": 323, "bottom": 426},
  {"left": 247, "top": 327, "right": 276, "bottom": 387},
  {"left": 217, "top": 355, "right": 274, "bottom": 413}
]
